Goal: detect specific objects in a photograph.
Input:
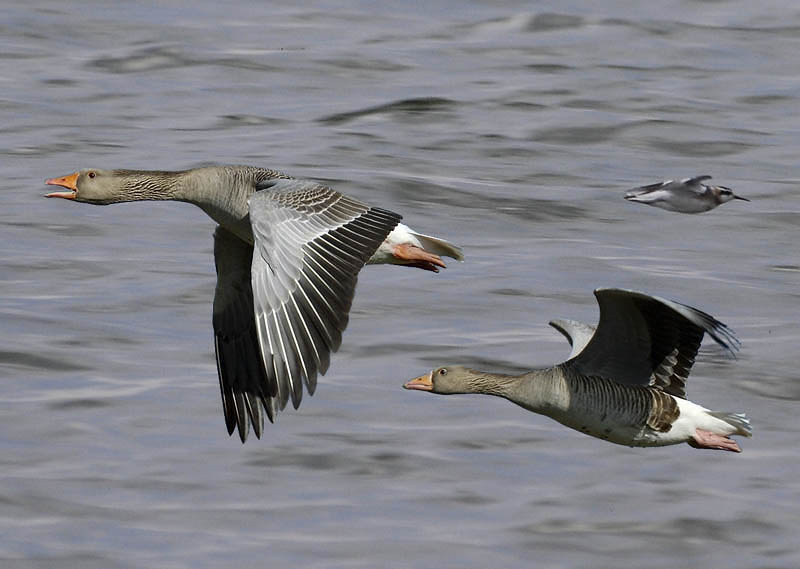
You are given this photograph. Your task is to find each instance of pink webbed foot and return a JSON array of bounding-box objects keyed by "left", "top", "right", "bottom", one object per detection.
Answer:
[
  {"left": 392, "top": 243, "right": 446, "bottom": 273},
  {"left": 688, "top": 429, "right": 742, "bottom": 452}
]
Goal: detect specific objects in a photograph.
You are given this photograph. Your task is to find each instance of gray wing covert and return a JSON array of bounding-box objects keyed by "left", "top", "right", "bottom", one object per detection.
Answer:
[{"left": 247, "top": 179, "right": 402, "bottom": 430}]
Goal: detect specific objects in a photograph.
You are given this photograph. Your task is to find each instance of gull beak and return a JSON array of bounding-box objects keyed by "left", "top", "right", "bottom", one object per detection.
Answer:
[
  {"left": 45, "top": 172, "right": 79, "bottom": 199},
  {"left": 403, "top": 371, "right": 433, "bottom": 391}
]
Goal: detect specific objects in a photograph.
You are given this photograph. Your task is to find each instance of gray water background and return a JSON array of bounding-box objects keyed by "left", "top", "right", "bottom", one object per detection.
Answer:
[{"left": 2, "top": 1, "right": 800, "bottom": 567}]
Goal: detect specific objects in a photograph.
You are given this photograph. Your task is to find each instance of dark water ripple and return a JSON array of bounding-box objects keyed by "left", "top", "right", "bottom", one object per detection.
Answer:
[
  {"left": 0, "top": 349, "right": 93, "bottom": 373},
  {"left": 533, "top": 123, "right": 632, "bottom": 145},
  {"left": 89, "top": 46, "right": 281, "bottom": 74},
  {"left": 379, "top": 177, "right": 588, "bottom": 220},
  {"left": 646, "top": 139, "right": 754, "bottom": 157},
  {"left": 47, "top": 398, "right": 112, "bottom": 411},
  {"left": 319, "top": 97, "right": 457, "bottom": 125},
  {"left": 526, "top": 13, "right": 585, "bottom": 32}
]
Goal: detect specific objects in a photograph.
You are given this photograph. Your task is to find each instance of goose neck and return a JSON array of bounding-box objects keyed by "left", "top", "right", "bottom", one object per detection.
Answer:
[{"left": 501, "top": 368, "right": 570, "bottom": 415}]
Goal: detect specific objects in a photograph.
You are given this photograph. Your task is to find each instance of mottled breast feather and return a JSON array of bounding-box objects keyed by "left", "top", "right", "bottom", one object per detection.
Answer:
[{"left": 646, "top": 388, "right": 680, "bottom": 433}]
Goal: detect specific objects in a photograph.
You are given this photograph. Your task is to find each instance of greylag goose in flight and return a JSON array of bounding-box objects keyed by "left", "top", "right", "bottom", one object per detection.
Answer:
[
  {"left": 46, "top": 165, "right": 463, "bottom": 441},
  {"left": 405, "top": 288, "right": 751, "bottom": 452}
]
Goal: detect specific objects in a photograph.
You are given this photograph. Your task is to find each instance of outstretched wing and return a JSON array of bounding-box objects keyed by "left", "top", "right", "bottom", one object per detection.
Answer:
[
  {"left": 212, "top": 179, "right": 401, "bottom": 441},
  {"left": 248, "top": 179, "right": 400, "bottom": 431},
  {"left": 561, "top": 288, "right": 739, "bottom": 398}
]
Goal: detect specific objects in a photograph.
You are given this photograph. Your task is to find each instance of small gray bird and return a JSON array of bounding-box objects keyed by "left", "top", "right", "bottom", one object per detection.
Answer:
[{"left": 624, "top": 175, "right": 749, "bottom": 214}]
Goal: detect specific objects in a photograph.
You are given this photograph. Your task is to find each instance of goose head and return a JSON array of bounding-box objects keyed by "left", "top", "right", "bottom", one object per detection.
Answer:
[
  {"left": 46, "top": 168, "right": 121, "bottom": 204},
  {"left": 45, "top": 168, "right": 178, "bottom": 204},
  {"left": 404, "top": 365, "right": 481, "bottom": 395}
]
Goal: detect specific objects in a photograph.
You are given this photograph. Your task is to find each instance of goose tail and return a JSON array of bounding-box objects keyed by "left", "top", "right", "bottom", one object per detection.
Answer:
[
  {"left": 409, "top": 229, "right": 464, "bottom": 261},
  {"left": 710, "top": 411, "right": 752, "bottom": 438}
]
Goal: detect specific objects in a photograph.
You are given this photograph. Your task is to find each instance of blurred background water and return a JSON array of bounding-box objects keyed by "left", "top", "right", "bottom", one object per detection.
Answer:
[{"left": 2, "top": 1, "right": 799, "bottom": 567}]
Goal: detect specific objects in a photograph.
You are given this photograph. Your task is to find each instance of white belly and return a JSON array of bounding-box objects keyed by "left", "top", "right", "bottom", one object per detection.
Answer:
[{"left": 548, "top": 396, "right": 725, "bottom": 448}]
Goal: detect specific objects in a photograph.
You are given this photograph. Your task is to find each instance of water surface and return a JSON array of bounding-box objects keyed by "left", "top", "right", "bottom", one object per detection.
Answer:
[{"left": 2, "top": 1, "right": 799, "bottom": 568}]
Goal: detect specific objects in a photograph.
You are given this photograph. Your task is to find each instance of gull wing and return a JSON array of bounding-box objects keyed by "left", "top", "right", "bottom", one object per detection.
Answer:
[
  {"left": 682, "top": 175, "right": 713, "bottom": 189},
  {"left": 627, "top": 180, "right": 671, "bottom": 196},
  {"left": 562, "top": 288, "right": 739, "bottom": 398},
  {"left": 625, "top": 175, "right": 711, "bottom": 199}
]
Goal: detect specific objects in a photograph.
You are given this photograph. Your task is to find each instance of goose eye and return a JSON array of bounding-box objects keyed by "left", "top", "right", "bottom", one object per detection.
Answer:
[
  {"left": 439, "top": 368, "right": 448, "bottom": 376},
  {"left": 88, "top": 171, "right": 96, "bottom": 179}
]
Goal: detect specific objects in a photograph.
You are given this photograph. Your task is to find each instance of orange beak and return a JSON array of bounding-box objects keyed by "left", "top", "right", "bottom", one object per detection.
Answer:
[
  {"left": 45, "top": 172, "right": 79, "bottom": 199},
  {"left": 403, "top": 371, "right": 433, "bottom": 391}
]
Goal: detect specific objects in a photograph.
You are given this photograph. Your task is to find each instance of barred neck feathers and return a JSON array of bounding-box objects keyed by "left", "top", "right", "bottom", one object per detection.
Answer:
[
  {"left": 109, "top": 169, "right": 186, "bottom": 202},
  {"left": 464, "top": 371, "right": 522, "bottom": 397}
]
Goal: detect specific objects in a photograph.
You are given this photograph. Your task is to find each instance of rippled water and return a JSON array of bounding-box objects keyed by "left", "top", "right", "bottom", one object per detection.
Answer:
[{"left": 2, "top": 1, "right": 800, "bottom": 568}]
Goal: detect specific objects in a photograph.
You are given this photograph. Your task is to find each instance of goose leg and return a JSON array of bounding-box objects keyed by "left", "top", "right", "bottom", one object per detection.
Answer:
[
  {"left": 391, "top": 243, "right": 446, "bottom": 272},
  {"left": 688, "top": 429, "right": 742, "bottom": 452}
]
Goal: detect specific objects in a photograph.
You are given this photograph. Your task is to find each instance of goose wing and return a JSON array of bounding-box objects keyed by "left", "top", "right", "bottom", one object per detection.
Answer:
[
  {"left": 213, "top": 178, "right": 401, "bottom": 441},
  {"left": 212, "top": 226, "right": 271, "bottom": 441},
  {"left": 562, "top": 288, "right": 739, "bottom": 398},
  {"left": 548, "top": 318, "right": 596, "bottom": 360},
  {"left": 250, "top": 180, "right": 402, "bottom": 418}
]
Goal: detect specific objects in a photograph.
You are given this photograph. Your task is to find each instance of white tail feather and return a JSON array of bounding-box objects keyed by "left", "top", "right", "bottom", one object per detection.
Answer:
[
  {"left": 409, "top": 230, "right": 464, "bottom": 261},
  {"left": 711, "top": 412, "right": 752, "bottom": 437}
]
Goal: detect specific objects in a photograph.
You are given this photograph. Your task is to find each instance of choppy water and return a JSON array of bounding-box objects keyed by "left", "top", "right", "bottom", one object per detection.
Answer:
[{"left": 2, "top": 1, "right": 800, "bottom": 567}]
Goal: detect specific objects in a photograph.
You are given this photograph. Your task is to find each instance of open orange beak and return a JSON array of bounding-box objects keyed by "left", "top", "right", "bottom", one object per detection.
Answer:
[
  {"left": 403, "top": 371, "right": 433, "bottom": 391},
  {"left": 45, "top": 172, "right": 79, "bottom": 199}
]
